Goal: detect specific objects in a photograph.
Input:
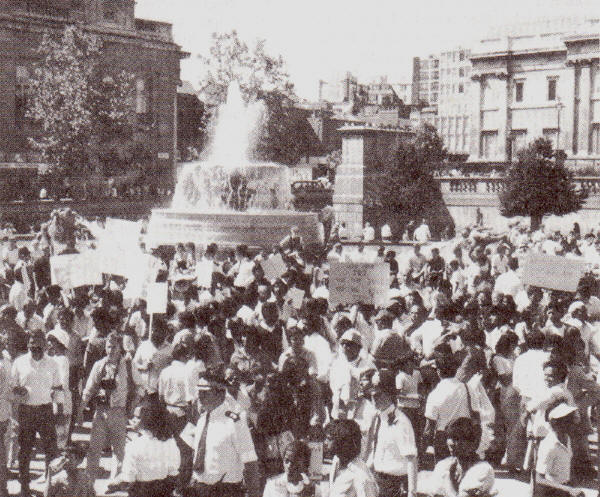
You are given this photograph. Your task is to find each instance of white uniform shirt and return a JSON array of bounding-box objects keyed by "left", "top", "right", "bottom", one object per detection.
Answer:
[
  {"left": 425, "top": 377, "right": 472, "bottom": 431},
  {"left": 368, "top": 404, "right": 417, "bottom": 476},
  {"left": 11, "top": 352, "right": 62, "bottom": 406},
  {"left": 192, "top": 397, "right": 257, "bottom": 484},
  {"left": 121, "top": 432, "right": 180, "bottom": 482}
]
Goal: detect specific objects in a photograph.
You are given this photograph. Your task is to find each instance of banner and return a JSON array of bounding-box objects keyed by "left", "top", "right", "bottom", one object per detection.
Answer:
[
  {"left": 521, "top": 253, "right": 590, "bottom": 292},
  {"left": 50, "top": 252, "right": 103, "bottom": 289},
  {"left": 329, "top": 262, "right": 389, "bottom": 308}
]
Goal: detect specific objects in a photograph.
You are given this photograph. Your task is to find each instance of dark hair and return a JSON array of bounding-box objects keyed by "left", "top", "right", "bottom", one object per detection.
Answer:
[
  {"left": 283, "top": 441, "right": 311, "bottom": 472},
  {"left": 334, "top": 317, "right": 353, "bottom": 339},
  {"left": 326, "top": 419, "right": 362, "bottom": 466},
  {"left": 525, "top": 331, "right": 545, "bottom": 350},
  {"left": 435, "top": 353, "right": 458, "bottom": 378},
  {"left": 136, "top": 396, "right": 172, "bottom": 441},
  {"left": 495, "top": 331, "right": 518, "bottom": 356},
  {"left": 446, "top": 417, "right": 481, "bottom": 448},
  {"left": 178, "top": 310, "right": 196, "bottom": 330},
  {"left": 543, "top": 358, "right": 569, "bottom": 383},
  {"left": 172, "top": 342, "right": 188, "bottom": 361}
]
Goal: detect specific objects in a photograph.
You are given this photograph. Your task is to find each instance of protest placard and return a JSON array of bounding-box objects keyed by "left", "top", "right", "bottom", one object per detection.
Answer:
[
  {"left": 146, "top": 282, "right": 168, "bottom": 314},
  {"left": 262, "top": 253, "right": 287, "bottom": 281},
  {"left": 328, "top": 262, "right": 389, "bottom": 308},
  {"left": 50, "top": 252, "right": 103, "bottom": 289},
  {"left": 195, "top": 259, "right": 215, "bottom": 288},
  {"left": 521, "top": 253, "right": 590, "bottom": 292}
]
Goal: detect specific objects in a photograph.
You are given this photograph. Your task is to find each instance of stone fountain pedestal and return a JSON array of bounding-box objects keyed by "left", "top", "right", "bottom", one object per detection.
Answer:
[{"left": 146, "top": 208, "right": 321, "bottom": 249}]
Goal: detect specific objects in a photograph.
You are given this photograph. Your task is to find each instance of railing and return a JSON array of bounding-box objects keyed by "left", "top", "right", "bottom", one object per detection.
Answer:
[
  {"left": 438, "top": 176, "right": 600, "bottom": 196},
  {"left": 291, "top": 180, "right": 333, "bottom": 194}
]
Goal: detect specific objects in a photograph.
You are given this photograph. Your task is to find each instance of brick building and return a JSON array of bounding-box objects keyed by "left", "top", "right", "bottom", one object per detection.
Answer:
[{"left": 0, "top": 0, "right": 187, "bottom": 180}]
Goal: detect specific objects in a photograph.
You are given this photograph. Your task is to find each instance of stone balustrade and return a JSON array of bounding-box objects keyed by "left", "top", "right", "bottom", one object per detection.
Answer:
[{"left": 438, "top": 176, "right": 600, "bottom": 195}]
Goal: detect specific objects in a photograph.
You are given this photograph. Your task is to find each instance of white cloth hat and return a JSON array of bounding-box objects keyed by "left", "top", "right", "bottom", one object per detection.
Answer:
[
  {"left": 339, "top": 328, "right": 362, "bottom": 347},
  {"left": 47, "top": 328, "right": 70, "bottom": 350},
  {"left": 561, "top": 316, "right": 583, "bottom": 330}
]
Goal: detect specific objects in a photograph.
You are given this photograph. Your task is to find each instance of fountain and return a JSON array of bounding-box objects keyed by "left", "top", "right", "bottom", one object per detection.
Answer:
[{"left": 146, "top": 83, "right": 320, "bottom": 249}]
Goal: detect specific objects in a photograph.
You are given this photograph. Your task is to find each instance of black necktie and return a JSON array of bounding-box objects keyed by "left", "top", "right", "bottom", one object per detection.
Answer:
[{"left": 194, "top": 410, "right": 210, "bottom": 473}]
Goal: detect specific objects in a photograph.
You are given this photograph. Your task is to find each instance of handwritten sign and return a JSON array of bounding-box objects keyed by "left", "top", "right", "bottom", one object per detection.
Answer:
[
  {"left": 521, "top": 253, "right": 590, "bottom": 292},
  {"left": 262, "top": 253, "right": 287, "bottom": 281},
  {"left": 329, "top": 262, "right": 389, "bottom": 308},
  {"left": 50, "top": 252, "right": 103, "bottom": 289},
  {"left": 146, "top": 282, "right": 168, "bottom": 314}
]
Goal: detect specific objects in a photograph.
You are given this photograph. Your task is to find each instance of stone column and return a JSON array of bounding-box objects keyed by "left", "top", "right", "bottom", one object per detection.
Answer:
[
  {"left": 469, "top": 75, "right": 484, "bottom": 159},
  {"left": 577, "top": 63, "right": 592, "bottom": 156},
  {"left": 333, "top": 128, "right": 365, "bottom": 239}
]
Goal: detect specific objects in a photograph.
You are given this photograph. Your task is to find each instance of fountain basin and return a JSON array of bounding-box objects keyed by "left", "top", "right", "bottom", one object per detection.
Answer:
[{"left": 146, "top": 208, "right": 322, "bottom": 249}]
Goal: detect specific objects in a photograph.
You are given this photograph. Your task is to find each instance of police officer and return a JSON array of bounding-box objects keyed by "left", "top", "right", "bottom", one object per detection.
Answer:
[{"left": 185, "top": 370, "right": 260, "bottom": 497}]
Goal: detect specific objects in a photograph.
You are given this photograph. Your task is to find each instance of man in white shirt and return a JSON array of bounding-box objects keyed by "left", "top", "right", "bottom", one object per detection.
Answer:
[
  {"left": 423, "top": 354, "right": 472, "bottom": 462},
  {"left": 8, "top": 269, "right": 27, "bottom": 313},
  {"left": 362, "top": 222, "right": 375, "bottom": 243},
  {"left": 413, "top": 219, "right": 431, "bottom": 243},
  {"left": 366, "top": 369, "right": 418, "bottom": 497},
  {"left": 189, "top": 371, "right": 260, "bottom": 497},
  {"left": 11, "top": 330, "right": 63, "bottom": 496},
  {"left": 329, "top": 329, "right": 373, "bottom": 420},
  {"left": 493, "top": 257, "right": 523, "bottom": 298},
  {"left": 381, "top": 223, "right": 392, "bottom": 242}
]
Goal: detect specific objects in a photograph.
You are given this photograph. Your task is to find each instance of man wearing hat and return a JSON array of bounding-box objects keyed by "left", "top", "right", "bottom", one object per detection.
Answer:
[
  {"left": 11, "top": 329, "right": 63, "bottom": 497},
  {"left": 364, "top": 369, "right": 418, "bottom": 497},
  {"left": 329, "top": 329, "right": 373, "bottom": 420},
  {"left": 535, "top": 402, "right": 580, "bottom": 496},
  {"left": 187, "top": 371, "right": 260, "bottom": 497}
]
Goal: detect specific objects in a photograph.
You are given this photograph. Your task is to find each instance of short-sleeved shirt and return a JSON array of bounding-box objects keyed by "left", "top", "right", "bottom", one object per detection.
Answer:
[
  {"left": 536, "top": 431, "right": 571, "bottom": 484},
  {"left": 122, "top": 432, "right": 180, "bottom": 482},
  {"left": 429, "top": 457, "right": 495, "bottom": 497},
  {"left": 425, "top": 377, "right": 472, "bottom": 431},
  {"left": 192, "top": 397, "right": 257, "bottom": 484},
  {"left": 11, "top": 352, "right": 62, "bottom": 406},
  {"left": 158, "top": 359, "right": 188, "bottom": 416},
  {"left": 368, "top": 404, "right": 417, "bottom": 476}
]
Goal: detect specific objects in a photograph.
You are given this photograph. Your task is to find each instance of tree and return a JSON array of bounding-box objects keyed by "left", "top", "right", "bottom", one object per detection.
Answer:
[
  {"left": 27, "top": 25, "right": 135, "bottom": 175},
  {"left": 199, "top": 31, "right": 307, "bottom": 165},
  {"left": 499, "top": 137, "right": 586, "bottom": 230},
  {"left": 368, "top": 124, "right": 452, "bottom": 237},
  {"left": 199, "top": 30, "right": 293, "bottom": 105}
]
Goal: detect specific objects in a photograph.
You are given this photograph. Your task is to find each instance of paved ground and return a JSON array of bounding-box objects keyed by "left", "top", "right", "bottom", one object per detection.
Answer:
[{"left": 6, "top": 423, "right": 600, "bottom": 496}]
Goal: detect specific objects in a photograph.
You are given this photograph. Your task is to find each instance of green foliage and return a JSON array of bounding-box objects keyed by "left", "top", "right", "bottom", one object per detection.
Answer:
[
  {"left": 368, "top": 124, "right": 448, "bottom": 234},
  {"left": 500, "top": 137, "right": 586, "bottom": 227},
  {"left": 27, "top": 25, "right": 136, "bottom": 175}
]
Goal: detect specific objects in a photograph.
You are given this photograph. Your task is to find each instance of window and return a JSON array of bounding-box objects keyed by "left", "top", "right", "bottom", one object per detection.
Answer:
[
  {"left": 459, "top": 68, "right": 464, "bottom": 77},
  {"left": 511, "top": 129, "right": 527, "bottom": 157},
  {"left": 547, "top": 78, "right": 557, "bottom": 101},
  {"left": 15, "top": 66, "right": 30, "bottom": 128},
  {"left": 481, "top": 131, "right": 498, "bottom": 158},
  {"left": 432, "top": 71, "right": 439, "bottom": 79},
  {"left": 431, "top": 93, "right": 438, "bottom": 103},
  {"left": 459, "top": 51, "right": 465, "bottom": 61},
  {"left": 458, "top": 83, "right": 464, "bottom": 93},
  {"left": 591, "top": 124, "right": 600, "bottom": 154},
  {"left": 515, "top": 81, "right": 524, "bottom": 102},
  {"left": 135, "top": 78, "right": 149, "bottom": 114},
  {"left": 433, "top": 59, "right": 439, "bottom": 68}
]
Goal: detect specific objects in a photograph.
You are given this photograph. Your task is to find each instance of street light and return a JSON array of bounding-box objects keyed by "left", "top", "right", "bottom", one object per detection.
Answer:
[{"left": 556, "top": 97, "right": 564, "bottom": 152}]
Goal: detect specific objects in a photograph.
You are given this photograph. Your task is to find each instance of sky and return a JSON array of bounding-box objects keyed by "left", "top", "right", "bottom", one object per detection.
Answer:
[{"left": 136, "top": 0, "right": 598, "bottom": 100}]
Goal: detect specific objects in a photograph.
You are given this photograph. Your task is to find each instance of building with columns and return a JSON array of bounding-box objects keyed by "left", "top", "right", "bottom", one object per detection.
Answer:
[{"left": 469, "top": 18, "right": 599, "bottom": 166}]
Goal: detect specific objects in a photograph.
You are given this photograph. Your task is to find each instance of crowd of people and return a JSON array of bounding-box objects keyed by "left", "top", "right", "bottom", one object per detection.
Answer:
[{"left": 0, "top": 218, "right": 598, "bottom": 497}]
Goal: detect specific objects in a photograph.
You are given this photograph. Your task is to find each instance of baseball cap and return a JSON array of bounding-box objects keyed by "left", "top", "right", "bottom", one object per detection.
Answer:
[{"left": 548, "top": 403, "right": 578, "bottom": 420}]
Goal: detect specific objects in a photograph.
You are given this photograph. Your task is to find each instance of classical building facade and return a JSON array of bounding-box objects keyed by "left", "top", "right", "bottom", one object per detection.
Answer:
[
  {"left": 0, "top": 0, "right": 187, "bottom": 178},
  {"left": 469, "top": 18, "right": 600, "bottom": 166}
]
